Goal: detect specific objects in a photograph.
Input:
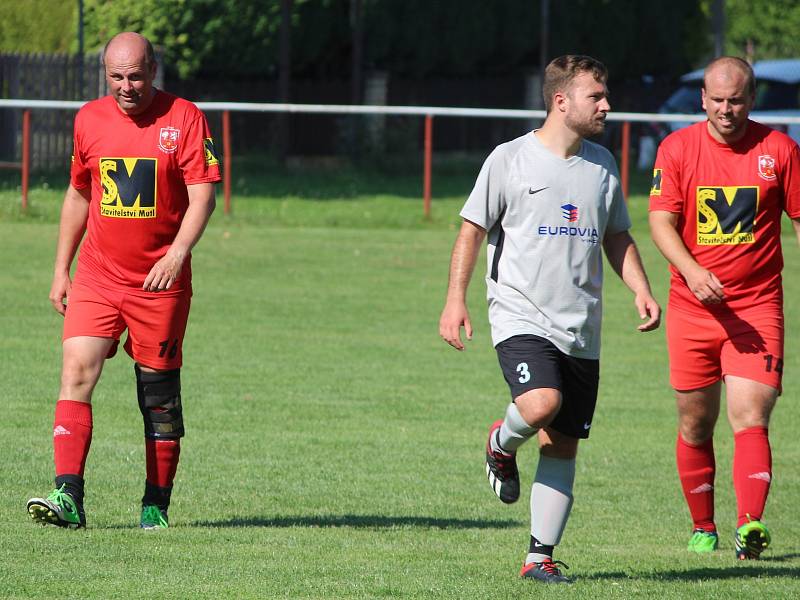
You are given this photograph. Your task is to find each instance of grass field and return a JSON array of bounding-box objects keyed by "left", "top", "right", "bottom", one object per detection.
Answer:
[{"left": 1, "top": 164, "right": 800, "bottom": 598}]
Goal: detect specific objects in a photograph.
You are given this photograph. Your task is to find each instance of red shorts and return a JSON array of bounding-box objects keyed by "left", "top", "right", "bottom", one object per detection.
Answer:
[
  {"left": 666, "top": 303, "right": 784, "bottom": 392},
  {"left": 63, "top": 279, "right": 191, "bottom": 370}
]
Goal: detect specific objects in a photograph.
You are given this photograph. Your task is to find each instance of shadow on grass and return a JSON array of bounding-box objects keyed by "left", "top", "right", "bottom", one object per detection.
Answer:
[
  {"left": 191, "top": 514, "right": 522, "bottom": 530},
  {"left": 588, "top": 558, "right": 800, "bottom": 582}
]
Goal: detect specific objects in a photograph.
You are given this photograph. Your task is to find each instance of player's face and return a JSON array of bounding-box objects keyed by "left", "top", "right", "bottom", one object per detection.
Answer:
[
  {"left": 702, "top": 67, "right": 754, "bottom": 144},
  {"left": 105, "top": 45, "right": 157, "bottom": 116},
  {"left": 564, "top": 73, "right": 610, "bottom": 138}
]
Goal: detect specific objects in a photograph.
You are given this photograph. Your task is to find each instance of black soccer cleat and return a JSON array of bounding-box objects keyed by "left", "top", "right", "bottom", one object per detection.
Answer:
[
  {"left": 485, "top": 419, "right": 520, "bottom": 504},
  {"left": 520, "top": 559, "right": 571, "bottom": 584}
]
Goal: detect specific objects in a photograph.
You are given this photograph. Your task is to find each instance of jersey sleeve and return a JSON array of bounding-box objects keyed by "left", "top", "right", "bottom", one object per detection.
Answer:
[
  {"left": 179, "top": 106, "right": 222, "bottom": 185},
  {"left": 649, "top": 136, "right": 683, "bottom": 214},
  {"left": 781, "top": 142, "right": 800, "bottom": 219},
  {"left": 605, "top": 160, "right": 631, "bottom": 235},
  {"left": 69, "top": 110, "right": 91, "bottom": 190},
  {"left": 459, "top": 146, "right": 507, "bottom": 231}
]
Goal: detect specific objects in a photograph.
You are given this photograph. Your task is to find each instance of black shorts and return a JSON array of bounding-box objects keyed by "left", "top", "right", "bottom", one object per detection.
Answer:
[{"left": 495, "top": 334, "right": 599, "bottom": 439}]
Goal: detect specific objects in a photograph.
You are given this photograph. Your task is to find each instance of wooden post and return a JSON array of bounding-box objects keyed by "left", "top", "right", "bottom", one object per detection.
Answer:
[
  {"left": 423, "top": 114, "right": 433, "bottom": 219},
  {"left": 223, "top": 110, "right": 232, "bottom": 215}
]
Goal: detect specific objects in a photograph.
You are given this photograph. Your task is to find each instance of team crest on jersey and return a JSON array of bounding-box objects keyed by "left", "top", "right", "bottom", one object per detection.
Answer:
[
  {"left": 158, "top": 127, "right": 180, "bottom": 154},
  {"left": 650, "top": 168, "right": 662, "bottom": 195},
  {"left": 758, "top": 155, "right": 776, "bottom": 181},
  {"left": 696, "top": 185, "right": 757, "bottom": 245},
  {"left": 99, "top": 157, "right": 157, "bottom": 219},
  {"left": 561, "top": 203, "right": 578, "bottom": 222}
]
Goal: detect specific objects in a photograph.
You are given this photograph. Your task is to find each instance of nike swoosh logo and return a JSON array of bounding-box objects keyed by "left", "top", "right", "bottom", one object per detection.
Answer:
[
  {"left": 528, "top": 187, "right": 547, "bottom": 195},
  {"left": 583, "top": 422, "right": 591, "bottom": 430}
]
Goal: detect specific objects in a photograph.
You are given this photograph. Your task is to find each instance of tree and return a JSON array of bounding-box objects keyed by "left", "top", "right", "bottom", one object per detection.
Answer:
[
  {"left": 0, "top": 0, "right": 76, "bottom": 53},
  {"left": 725, "top": 0, "right": 800, "bottom": 61}
]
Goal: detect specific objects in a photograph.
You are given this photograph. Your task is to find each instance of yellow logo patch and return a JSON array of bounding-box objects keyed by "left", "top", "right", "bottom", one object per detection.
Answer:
[
  {"left": 100, "top": 158, "right": 157, "bottom": 219},
  {"left": 204, "top": 138, "right": 219, "bottom": 167},
  {"left": 696, "top": 185, "right": 758, "bottom": 245},
  {"left": 650, "top": 168, "right": 662, "bottom": 196}
]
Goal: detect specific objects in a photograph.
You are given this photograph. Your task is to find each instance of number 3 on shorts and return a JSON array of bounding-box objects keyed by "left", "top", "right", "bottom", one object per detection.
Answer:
[{"left": 517, "top": 362, "right": 531, "bottom": 384}]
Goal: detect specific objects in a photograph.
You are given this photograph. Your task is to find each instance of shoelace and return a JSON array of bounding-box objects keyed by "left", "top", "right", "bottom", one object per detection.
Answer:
[{"left": 539, "top": 559, "right": 570, "bottom": 576}]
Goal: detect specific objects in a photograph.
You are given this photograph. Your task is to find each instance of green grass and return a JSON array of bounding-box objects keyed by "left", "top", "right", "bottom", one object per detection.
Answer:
[{"left": 1, "top": 164, "right": 800, "bottom": 598}]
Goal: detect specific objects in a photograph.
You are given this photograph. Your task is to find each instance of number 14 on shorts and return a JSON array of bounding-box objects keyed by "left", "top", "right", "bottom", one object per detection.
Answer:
[{"left": 159, "top": 338, "right": 179, "bottom": 359}]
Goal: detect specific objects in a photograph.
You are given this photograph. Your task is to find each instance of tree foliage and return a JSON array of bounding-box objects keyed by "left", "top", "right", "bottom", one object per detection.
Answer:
[
  {"left": 0, "top": 0, "right": 76, "bottom": 53},
  {"left": 725, "top": 0, "right": 800, "bottom": 61},
  {"left": 2, "top": 0, "right": 714, "bottom": 80}
]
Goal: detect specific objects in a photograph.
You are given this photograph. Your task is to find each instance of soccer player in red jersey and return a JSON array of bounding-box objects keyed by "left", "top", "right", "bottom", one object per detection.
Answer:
[
  {"left": 649, "top": 56, "right": 800, "bottom": 559},
  {"left": 26, "top": 32, "right": 220, "bottom": 530}
]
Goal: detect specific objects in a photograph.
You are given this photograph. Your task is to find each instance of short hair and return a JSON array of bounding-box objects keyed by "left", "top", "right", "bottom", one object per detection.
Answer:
[
  {"left": 543, "top": 55, "right": 608, "bottom": 113},
  {"left": 702, "top": 56, "right": 755, "bottom": 97},
  {"left": 102, "top": 33, "right": 156, "bottom": 68}
]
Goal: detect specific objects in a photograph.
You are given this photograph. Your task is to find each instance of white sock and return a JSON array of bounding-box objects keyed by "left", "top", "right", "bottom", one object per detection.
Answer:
[
  {"left": 528, "top": 455, "right": 576, "bottom": 562},
  {"left": 495, "top": 402, "right": 537, "bottom": 453}
]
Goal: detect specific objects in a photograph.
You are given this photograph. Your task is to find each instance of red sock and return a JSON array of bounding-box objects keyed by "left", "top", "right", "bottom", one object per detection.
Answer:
[
  {"left": 676, "top": 433, "right": 716, "bottom": 532},
  {"left": 145, "top": 439, "right": 181, "bottom": 488},
  {"left": 53, "top": 400, "right": 93, "bottom": 477},
  {"left": 733, "top": 426, "right": 771, "bottom": 527}
]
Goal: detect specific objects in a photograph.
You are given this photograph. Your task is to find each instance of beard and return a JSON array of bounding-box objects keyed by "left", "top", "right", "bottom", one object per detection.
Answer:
[{"left": 566, "top": 113, "right": 606, "bottom": 139}]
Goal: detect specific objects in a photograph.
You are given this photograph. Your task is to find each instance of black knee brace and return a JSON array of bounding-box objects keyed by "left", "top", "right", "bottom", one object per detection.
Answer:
[{"left": 135, "top": 364, "right": 184, "bottom": 440}]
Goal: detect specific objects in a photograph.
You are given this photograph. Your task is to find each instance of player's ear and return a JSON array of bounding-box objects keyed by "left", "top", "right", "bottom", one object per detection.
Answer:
[{"left": 553, "top": 90, "right": 568, "bottom": 113}]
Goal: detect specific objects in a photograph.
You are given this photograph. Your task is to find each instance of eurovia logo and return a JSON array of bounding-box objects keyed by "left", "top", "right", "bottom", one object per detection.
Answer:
[
  {"left": 536, "top": 201, "right": 598, "bottom": 243},
  {"left": 561, "top": 203, "right": 578, "bottom": 222}
]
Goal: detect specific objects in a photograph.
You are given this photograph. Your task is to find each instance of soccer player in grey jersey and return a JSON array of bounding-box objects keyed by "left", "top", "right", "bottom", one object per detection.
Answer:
[{"left": 439, "top": 55, "right": 661, "bottom": 584}]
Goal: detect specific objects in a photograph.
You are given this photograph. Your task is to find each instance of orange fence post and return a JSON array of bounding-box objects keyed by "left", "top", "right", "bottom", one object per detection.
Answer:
[
  {"left": 621, "top": 120, "right": 630, "bottom": 200},
  {"left": 223, "top": 110, "right": 232, "bottom": 215},
  {"left": 423, "top": 114, "right": 433, "bottom": 219},
  {"left": 21, "top": 109, "right": 30, "bottom": 212}
]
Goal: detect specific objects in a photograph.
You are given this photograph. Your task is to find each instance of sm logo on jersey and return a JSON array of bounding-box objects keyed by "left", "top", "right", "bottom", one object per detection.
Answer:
[
  {"left": 696, "top": 185, "right": 758, "bottom": 245},
  {"left": 100, "top": 158, "right": 157, "bottom": 219}
]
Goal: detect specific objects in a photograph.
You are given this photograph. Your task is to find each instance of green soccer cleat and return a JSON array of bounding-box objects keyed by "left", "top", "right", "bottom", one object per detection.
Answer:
[
  {"left": 687, "top": 528, "right": 719, "bottom": 553},
  {"left": 140, "top": 505, "right": 169, "bottom": 530},
  {"left": 735, "top": 518, "right": 770, "bottom": 560},
  {"left": 26, "top": 485, "right": 85, "bottom": 529}
]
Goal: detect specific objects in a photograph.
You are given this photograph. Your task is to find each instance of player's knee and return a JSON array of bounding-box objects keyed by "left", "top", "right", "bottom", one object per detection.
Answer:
[
  {"left": 60, "top": 354, "right": 103, "bottom": 393},
  {"left": 516, "top": 389, "right": 561, "bottom": 427},
  {"left": 135, "top": 364, "right": 184, "bottom": 439}
]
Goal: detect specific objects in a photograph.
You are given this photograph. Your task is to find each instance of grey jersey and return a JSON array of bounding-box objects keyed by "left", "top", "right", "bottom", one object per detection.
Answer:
[{"left": 460, "top": 131, "right": 631, "bottom": 359}]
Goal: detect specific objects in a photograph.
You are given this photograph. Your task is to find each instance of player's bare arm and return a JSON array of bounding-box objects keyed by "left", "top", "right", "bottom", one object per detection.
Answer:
[
  {"left": 649, "top": 209, "right": 725, "bottom": 304},
  {"left": 602, "top": 229, "right": 661, "bottom": 331},
  {"left": 439, "top": 219, "right": 486, "bottom": 350},
  {"left": 49, "top": 185, "right": 91, "bottom": 315},
  {"left": 143, "top": 182, "right": 216, "bottom": 292}
]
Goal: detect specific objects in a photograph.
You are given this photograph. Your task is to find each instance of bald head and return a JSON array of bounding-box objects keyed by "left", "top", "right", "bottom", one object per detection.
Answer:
[
  {"left": 103, "top": 32, "right": 158, "bottom": 116},
  {"left": 103, "top": 32, "right": 156, "bottom": 68},
  {"left": 701, "top": 56, "right": 755, "bottom": 144},
  {"left": 703, "top": 56, "right": 755, "bottom": 97}
]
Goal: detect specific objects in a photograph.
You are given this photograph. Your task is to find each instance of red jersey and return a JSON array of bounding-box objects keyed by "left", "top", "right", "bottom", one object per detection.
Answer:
[
  {"left": 71, "top": 91, "right": 221, "bottom": 294},
  {"left": 649, "top": 120, "right": 800, "bottom": 314}
]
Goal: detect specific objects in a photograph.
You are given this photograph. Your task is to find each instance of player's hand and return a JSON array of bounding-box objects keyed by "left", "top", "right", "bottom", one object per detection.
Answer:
[
  {"left": 439, "top": 300, "right": 473, "bottom": 351},
  {"left": 634, "top": 292, "right": 661, "bottom": 332},
  {"left": 684, "top": 266, "right": 725, "bottom": 304},
  {"left": 49, "top": 272, "right": 72, "bottom": 316},
  {"left": 143, "top": 251, "right": 184, "bottom": 292}
]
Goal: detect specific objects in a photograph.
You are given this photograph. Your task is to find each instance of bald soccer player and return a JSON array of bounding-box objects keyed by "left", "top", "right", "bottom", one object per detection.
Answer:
[
  {"left": 27, "top": 32, "right": 220, "bottom": 530},
  {"left": 650, "top": 56, "right": 800, "bottom": 559}
]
